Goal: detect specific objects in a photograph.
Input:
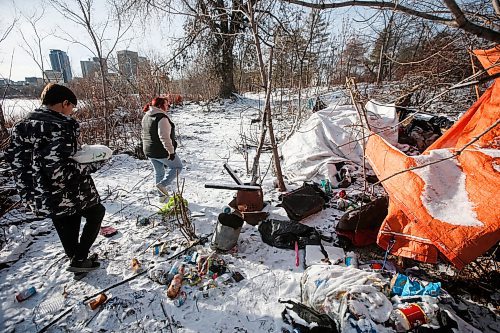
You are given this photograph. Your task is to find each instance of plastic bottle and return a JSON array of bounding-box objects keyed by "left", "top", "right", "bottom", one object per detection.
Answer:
[
  {"left": 16, "top": 286, "right": 37, "bottom": 302},
  {"left": 169, "top": 261, "right": 180, "bottom": 275},
  {"left": 37, "top": 296, "right": 66, "bottom": 315},
  {"left": 89, "top": 293, "right": 108, "bottom": 310},
  {"left": 222, "top": 205, "right": 232, "bottom": 214},
  {"left": 166, "top": 274, "right": 183, "bottom": 299},
  {"left": 345, "top": 252, "right": 359, "bottom": 268}
]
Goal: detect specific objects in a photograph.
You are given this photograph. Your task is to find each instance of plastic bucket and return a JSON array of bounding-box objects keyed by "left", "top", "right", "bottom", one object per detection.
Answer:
[{"left": 211, "top": 213, "right": 244, "bottom": 251}]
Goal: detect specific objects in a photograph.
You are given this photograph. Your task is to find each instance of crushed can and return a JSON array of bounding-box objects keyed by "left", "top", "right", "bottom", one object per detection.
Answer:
[{"left": 89, "top": 293, "right": 108, "bottom": 310}]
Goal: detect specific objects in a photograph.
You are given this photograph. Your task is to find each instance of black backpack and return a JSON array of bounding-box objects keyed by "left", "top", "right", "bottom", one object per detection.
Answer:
[
  {"left": 279, "top": 182, "right": 328, "bottom": 221},
  {"left": 281, "top": 299, "right": 338, "bottom": 333}
]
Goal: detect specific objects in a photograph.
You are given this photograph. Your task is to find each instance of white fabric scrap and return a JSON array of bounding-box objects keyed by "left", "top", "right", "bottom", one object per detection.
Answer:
[{"left": 301, "top": 265, "right": 392, "bottom": 332}]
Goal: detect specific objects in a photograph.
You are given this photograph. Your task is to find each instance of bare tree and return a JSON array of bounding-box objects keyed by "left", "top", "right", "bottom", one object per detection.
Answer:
[
  {"left": 17, "top": 9, "right": 52, "bottom": 82},
  {"left": 0, "top": 17, "right": 18, "bottom": 146},
  {"left": 122, "top": 0, "right": 247, "bottom": 98},
  {"left": 49, "top": 0, "right": 133, "bottom": 145},
  {"left": 280, "top": 0, "right": 500, "bottom": 43}
]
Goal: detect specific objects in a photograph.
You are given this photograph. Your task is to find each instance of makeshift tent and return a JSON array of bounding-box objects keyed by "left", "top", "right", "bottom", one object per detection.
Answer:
[
  {"left": 366, "top": 46, "right": 500, "bottom": 269},
  {"left": 281, "top": 101, "right": 398, "bottom": 186}
]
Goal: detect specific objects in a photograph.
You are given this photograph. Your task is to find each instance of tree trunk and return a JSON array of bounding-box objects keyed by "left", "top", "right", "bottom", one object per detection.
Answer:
[
  {"left": 0, "top": 104, "right": 9, "bottom": 148},
  {"left": 265, "top": 48, "right": 286, "bottom": 192},
  {"left": 98, "top": 58, "right": 110, "bottom": 146},
  {"left": 217, "top": 39, "right": 236, "bottom": 98}
]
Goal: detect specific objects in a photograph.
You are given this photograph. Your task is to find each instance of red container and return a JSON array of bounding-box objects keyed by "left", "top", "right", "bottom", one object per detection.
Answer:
[
  {"left": 397, "top": 303, "right": 427, "bottom": 329},
  {"left": 235, "top": 187, "right": 263, "bottom": 212}
]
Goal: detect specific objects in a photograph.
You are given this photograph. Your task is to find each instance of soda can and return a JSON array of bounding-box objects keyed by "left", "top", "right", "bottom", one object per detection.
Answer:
[{"left": 152, "top": 244, "right": 161, "bottom": 255}]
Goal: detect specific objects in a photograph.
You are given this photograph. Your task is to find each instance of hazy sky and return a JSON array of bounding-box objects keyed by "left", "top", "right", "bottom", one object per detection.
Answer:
[{"left": 0, "top": 0, "right": 184, "bottom": 81}]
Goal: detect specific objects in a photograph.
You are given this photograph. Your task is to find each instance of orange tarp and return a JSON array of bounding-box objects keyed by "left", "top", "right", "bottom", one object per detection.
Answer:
[{"left": 366, "top": 46, "right": 500, "bottom": 269}]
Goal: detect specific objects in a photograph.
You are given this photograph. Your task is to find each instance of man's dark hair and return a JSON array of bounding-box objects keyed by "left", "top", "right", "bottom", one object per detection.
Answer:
[{"left": 40, "top": 83, "right": 78, "bottom": 106}]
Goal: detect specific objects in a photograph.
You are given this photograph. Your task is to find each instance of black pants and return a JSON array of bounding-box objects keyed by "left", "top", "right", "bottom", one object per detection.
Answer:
[{"left": 52, "top": 203, "right": 105, "bottom": 260}]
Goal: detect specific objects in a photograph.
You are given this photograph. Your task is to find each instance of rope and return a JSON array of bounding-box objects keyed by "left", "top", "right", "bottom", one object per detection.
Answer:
[{"left": 382, "top": 237, "right": 396, "bottom": 271}]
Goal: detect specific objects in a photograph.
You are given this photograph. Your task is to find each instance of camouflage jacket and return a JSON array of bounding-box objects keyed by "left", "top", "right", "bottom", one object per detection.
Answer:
[{"left": 5, "top": 107, "right": 102, "bottom": 218}]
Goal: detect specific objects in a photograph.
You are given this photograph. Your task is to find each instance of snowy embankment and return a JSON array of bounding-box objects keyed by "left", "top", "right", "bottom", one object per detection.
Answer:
[{"left": 0, "top": 94, "right": 344, "bottom": 333}]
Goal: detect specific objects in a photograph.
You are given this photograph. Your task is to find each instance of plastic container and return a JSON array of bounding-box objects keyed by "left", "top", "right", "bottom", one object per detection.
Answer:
[
  {"left": 211, "top": 213, "right": 244, "bottom": 251},
  {"left": 16, "top": 287, "right": 36, "bottom": 302},
  {"left": 391, "top": 303, "right": 427, "bottom": 331},
  {"left": 345, "top": 252, "right": 359, "bottom": 268}
]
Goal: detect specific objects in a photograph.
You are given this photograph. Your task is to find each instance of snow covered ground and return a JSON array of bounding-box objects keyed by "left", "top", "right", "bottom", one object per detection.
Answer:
[
  {"left": 1, "top": 90, "right": 497, "bottom": 333},
  {"left": 0, "top": 93, "right": 347, "bottom": 333}
]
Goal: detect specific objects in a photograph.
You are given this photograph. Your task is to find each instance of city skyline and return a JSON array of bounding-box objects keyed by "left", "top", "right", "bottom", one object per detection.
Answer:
[
  {"left": 0, "top": 0, "right": 184, "bottom": 81},
  {"left": 49, "top": 49, "right": 72, "bottom": 83}
]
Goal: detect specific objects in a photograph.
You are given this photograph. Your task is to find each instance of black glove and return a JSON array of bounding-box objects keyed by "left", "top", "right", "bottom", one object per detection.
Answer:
[{"left": 168, "top": 153, "right": 176, "bottom": 161}]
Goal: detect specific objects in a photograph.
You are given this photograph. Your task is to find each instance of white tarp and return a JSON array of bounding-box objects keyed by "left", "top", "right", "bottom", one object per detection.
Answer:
[{"left": 281, "top": 100, "right": 397, "bottom": 185}]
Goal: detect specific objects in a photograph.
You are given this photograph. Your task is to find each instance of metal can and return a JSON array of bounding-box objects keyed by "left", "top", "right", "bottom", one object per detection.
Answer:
[
  {"left": 15, "top": 287, "right": 37, "bottom": 302},
  {"left": 89, "top": 293, "right": 108, "bottom": 310}
]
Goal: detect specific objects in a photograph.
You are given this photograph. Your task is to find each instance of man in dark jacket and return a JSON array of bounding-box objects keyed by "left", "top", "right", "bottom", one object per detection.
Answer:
[{"left": 5, "top": 83, "right": 106, "bottom": 275}]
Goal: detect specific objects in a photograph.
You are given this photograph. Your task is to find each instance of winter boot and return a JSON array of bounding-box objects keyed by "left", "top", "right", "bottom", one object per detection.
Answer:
[
  {"left": 67, "top": 257, "right": 100, "bottom": 273},
  {"left": 156, "top": 183, "right": 169, "bottom": 197}
]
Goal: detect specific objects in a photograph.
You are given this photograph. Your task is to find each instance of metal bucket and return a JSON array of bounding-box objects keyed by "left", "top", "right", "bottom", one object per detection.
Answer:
[{"left": 211, "top": 213, "right": 244, "bottom": 251}]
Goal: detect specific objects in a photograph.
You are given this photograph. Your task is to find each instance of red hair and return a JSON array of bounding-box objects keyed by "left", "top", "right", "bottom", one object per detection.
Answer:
[{"left": 143, "top": 97, "right": 168, "bottom": 112}]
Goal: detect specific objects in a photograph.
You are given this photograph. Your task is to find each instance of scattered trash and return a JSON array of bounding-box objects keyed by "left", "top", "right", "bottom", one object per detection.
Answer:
[
  {"left": 211, "top": 213, "right": 244, "bottom": 251},
  {"left": 15, "top": 286, "right": 36, "bottom": 302},
  {"left": 344, "top": 251, "right": 359, "bottom": 268},
  {"left": 167, "top": 274, "right": 183, "bottom": 299},
  {"left": 131, "top": 258, "right": 142, "bottom": 272},
  {"left": 174, "top": 290, "right": 187, "bottom": 307},
  {"left": 280, "top": 299, "right": 338, "bottom": 333},
  {"left": 136, "top": 217, "right": 151, "bottom": 227},
  {"left": 100, "top": 226, "right": 118, "bottom": 238},
  {"left": 390, "top": 273, "right": 441, "bottom": 297},
  {"left": 89, "top": 293, "right": 108, "bottom": 310},
  {"left": 231, "top": 271, "right": 244, "bottom": 282},
  {"left": 259, "top": 219, "right": 324, "bottom": 250},
  {"left": 280, "top": 182, "right": 327, "bottom": 221}
]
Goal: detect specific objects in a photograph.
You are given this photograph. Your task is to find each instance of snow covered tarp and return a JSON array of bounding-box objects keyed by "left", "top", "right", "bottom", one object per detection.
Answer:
[
  {"left": 281, "top": 101, "right": 397, "bottom": 185},
  {"left": 366, "top": 46, "right": 500, "bottom": 269}
]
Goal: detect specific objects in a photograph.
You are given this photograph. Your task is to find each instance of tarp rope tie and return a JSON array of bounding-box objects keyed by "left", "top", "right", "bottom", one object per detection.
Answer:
[{"left": 382, "top": 238, "right": 396, "bottom": 271}]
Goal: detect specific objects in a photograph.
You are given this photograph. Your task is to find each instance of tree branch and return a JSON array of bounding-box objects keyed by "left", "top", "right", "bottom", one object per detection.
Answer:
[{"left": 281, "top": 0, "right": 500, "bottom": 42}]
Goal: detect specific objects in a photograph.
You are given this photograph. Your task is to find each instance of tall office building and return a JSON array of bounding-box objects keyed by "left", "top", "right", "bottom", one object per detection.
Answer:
[
  {"left": 81, "top": 57, "right": 107, "bottom": 78},
  {"left": 117, "top": 50, "right": 139, "bottom": 78},
  {"left": 49, "top": 49, "right": 73, "bottom": 83}
]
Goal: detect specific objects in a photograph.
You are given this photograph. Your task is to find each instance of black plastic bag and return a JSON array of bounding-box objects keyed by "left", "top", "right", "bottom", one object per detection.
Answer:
[
  {"left": 258, "top": 219, "right": 322, "bottom": 249},
  {"left": 280, "top": 299, "right": 338, "bottom": 333}
]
